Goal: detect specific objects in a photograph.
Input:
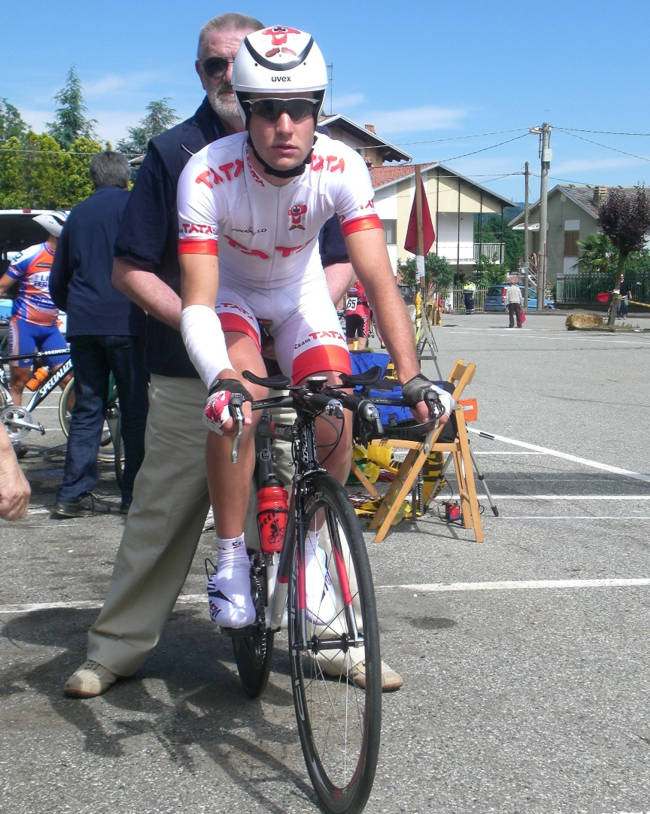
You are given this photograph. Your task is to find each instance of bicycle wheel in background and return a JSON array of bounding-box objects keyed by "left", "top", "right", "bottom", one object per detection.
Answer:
[
  {"left": 288, "top": 472, "right": 381, "bottom": 814},
  {"left": 231, "top": 551, "right": 275, "bottom": 698},
  {"left": 58, "top": 376, "right": 112, "bottom": 447},
  {"left": 104, "top": 403, "right": 123, "bottom": 489}
]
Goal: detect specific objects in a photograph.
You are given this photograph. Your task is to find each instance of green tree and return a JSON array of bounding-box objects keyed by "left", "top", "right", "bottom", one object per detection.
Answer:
[
  {"left": 0, "top": 132, "right": 101, "bottom": 208},
  {"left": 47, "top": 66, "right": 97, "bottom": 149},
  {"left": 575, "top": 233, "right": 617, "bottom": 277},
  {"left": 397, "top": 253, "right": 454, "bottom": 298},
  {"left": 0, "top": 98, "right": 29, "bottom": 142},
  {"left": 117, "top": 98, "right": 178, "bottom": 157}
]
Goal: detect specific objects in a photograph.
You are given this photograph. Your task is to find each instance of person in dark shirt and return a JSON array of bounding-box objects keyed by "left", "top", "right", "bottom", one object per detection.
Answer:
[
  {"left": 49, "top": 151, "right": 147, "bottom": 517},
  {"left": 63, "top": 13, "right": 402, "bottom": 698}
]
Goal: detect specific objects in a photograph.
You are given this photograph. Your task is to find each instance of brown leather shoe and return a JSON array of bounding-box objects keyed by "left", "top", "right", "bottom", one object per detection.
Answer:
[
  {"left": 64, "top": 660, "right": 119, "bottom": 697},
  {"left": 348, "top": 660, "right": 403, "bottom": 692}
]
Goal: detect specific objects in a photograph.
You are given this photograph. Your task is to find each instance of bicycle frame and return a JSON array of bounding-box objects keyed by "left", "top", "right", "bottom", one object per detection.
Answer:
[{"left": 0, "top": 348, "right": 71, "bottom": 438}]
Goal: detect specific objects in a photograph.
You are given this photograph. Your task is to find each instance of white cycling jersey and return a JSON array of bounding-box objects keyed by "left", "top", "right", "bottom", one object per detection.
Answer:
[{"left": 177, "top": 130, "right": 382, "bottom": 385}]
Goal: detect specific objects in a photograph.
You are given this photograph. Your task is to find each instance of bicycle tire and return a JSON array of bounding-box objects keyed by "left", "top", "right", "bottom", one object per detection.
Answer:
[
  {"left": 288, "top": 472, "right": 381, "bottom": 814},
  {"left": 105, "top": 405, "right": 123, "bottom": 489},
  {"left": 59, "top": 376, "right": 113, "bottom": 447},
  {"left": 231, "top": 552, "right": 275, "bottom": 698}
]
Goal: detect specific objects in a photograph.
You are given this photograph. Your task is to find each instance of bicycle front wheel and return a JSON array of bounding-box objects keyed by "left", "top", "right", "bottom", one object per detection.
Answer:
[{"left": 288, "top": 472, "right": 381, "bottom": 814}]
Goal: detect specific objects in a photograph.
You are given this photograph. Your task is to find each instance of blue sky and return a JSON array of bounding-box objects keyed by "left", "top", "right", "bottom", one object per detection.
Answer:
[{"left": 4, "top": 0, "right": 650, "bottom": 203}]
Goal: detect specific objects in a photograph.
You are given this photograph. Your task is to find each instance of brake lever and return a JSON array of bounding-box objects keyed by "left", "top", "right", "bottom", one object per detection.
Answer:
[
  {"left": 424, "top": 389, "right": 445, "bottom": 421},
  {"left": 228, "top": 393, "right": 244, "bottom": 463}
]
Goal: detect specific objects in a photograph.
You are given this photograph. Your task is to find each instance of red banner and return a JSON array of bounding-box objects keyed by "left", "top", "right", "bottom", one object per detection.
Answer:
[{"left": 404, "top": 178, "right": 435, "bottom": 255}]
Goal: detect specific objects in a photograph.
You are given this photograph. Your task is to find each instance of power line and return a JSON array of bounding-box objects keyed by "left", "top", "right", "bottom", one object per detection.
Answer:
[
  {"left": 552, "top": 126, "right": 650, "bottom": 137},
  {"left": 395, "top": 128, "right": 529, "bottom": 146},
  {"left": 552, "top": 128, "right": 650, "bottom": 163}
]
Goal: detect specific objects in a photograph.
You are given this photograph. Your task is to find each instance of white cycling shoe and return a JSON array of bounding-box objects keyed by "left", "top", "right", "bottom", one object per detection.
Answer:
[
  {"left": 207, "top": 564, "right": 255, "bottom": 628},
  {"left": 305, "top": 545, "right": 337, "bottom": 626}
]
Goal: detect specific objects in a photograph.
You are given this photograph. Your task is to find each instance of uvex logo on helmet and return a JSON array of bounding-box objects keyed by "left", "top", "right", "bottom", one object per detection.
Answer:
[{"left": 232, "top": 25, "right": 328, "bottom": 126}]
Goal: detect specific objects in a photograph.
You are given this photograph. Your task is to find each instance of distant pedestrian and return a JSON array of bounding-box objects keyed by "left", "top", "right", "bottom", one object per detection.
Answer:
[
  {"left": 462, "top": 279, "right": 476, "bottom": 314},
  {"left": 617, "top": 273, "right": 630, "bottom": 318},
  {"left": 49, "top": 151, "right": 148, "bottom": 518},
  {"left": 505, "top": 279, "right": 523, "bottom": 328}
]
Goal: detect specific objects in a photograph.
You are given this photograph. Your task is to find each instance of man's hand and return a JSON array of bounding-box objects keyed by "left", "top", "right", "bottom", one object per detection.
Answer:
[
  {"left": 0, "top": 430, "right": 31, "bottom": 521},
  {"left": 203, "top": 378, "right": 253, "bottom": 435},
  {"left": 402, "top": 374, "right": 454, "bottom": 425}
]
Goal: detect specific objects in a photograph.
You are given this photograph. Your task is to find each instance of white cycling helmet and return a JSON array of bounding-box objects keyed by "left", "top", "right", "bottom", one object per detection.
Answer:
[
  {"left": 32, "top": 211, "right": 68, "bottom": 238},
  {"left": 232, "top": 26, "right": 327, "bottom": 125}
]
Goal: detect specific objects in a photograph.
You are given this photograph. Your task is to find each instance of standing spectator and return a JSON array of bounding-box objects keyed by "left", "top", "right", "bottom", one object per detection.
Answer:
[
  {"left": 505, "top": 279, "right": 523, "bottom": 328},
  {"left": 0, "top": 423, "right": 30, "bottom": 520},
  {"left": 617, "top": 273, "right": 630, "bottom": 318},
  {"left": 345, "top": 279, "right": 372, "bottom": 350},
  {"left": 49, "top": 151, "right": 147, "bottom": 517},
  {"left": 462, "top": 278, "right": 476, "bottom": 314},
  {"left": 0, "top": 213, "right": 69, "bottom": 405},
  {"left": 63, "top": 13, "right": 402, "bottom": 699}
]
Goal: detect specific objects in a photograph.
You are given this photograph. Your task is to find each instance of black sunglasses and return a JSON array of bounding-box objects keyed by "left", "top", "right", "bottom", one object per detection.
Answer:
[
  {"left": 243, "top": 98, "right": 319, "bottom": 123},
  {"left": 201, "top": 56, "right": 235, "bottom": 78}
]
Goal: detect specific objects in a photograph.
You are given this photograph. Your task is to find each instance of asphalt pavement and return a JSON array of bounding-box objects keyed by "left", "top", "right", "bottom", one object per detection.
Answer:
[{"left": 1, "top": 309, "right": 649, "bottom": 814}]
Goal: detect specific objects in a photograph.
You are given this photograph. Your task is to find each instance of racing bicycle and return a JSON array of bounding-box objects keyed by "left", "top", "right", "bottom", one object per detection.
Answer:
[{"left": 222, "top": 366, "right": 444, "bottom": 813}]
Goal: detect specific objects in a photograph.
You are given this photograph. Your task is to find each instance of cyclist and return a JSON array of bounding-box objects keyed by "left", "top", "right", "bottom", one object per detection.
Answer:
[
  {"left": 0, "top": 212, "right": 70, "bottom": 405},
  {"left": 177, "top": 26, "right": 453, "bottom": 628},
  {"left": 345, "top": 278, "right": 372, "bottom": 350}
]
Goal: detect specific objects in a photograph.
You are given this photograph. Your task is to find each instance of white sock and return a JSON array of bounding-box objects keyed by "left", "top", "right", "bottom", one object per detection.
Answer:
[
  {"left": 206, "top": 534, "right": 255, "bottom": 627},
  {"left": 304, "top": 529, "right": 337, "bottom": 625}
]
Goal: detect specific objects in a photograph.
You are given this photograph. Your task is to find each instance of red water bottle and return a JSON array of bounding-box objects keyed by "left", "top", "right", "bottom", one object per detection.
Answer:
[{"left": 257, "top": 474, "right": 288, "bottom": 553}]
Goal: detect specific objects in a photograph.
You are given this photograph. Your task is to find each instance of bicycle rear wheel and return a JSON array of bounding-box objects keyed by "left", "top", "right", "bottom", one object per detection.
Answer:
[
  {"left": 231, "top": 553, "right": 275, "bottom": 698},
  {"left": 104, "top": 404, "right": 123, "bottom": 489},
  {"left": 58, "top": 377, "right": 112, "bottom": 447},
  {"left": 288, "top": 472, "right": 381, "bottom": 814}
]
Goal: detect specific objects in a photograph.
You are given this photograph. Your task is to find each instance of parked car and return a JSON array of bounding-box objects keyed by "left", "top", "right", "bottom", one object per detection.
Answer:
[{"left": 484, "top": 284, "right": 554, "bottom": 311}]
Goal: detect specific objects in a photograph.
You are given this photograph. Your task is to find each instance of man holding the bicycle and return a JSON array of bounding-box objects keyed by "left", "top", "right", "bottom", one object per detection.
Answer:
[{"left": 177, "top": 26, "right": 453, "bottom": 628}]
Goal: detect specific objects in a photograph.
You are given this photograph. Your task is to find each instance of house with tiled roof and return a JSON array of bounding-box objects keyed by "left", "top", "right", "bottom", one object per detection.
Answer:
[
  {"left": 369, "top": 163, "right": 514, "bottom": 276},
  {"left": 321, "top": 114, "right": 516, "bottom": 276},
  {"left": 508, "top": 184, "right": 650, "bottom": 286}
]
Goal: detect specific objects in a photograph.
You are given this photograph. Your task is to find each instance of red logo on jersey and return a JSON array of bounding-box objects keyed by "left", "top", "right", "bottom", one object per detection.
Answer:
[
  {"left": 195, "top": 159, "right": 244, "bottom": 189},
  {"left": 262, "top": 26, "right": 301, "bottom": 57},
  {"left": 275, "top": 240, "right": 311, "bottom": 258},
  {"left": 288, "top": 204, "right": 308, "bottom": 230},
  {"left": 180, "top": 222, "right": 215, "bottom": 236},
  {"left": 310, "top": 154, "right": 346, "bottom": 174},
  {"left": 224, "top": 235, "right": 270, "bottom": 260}
]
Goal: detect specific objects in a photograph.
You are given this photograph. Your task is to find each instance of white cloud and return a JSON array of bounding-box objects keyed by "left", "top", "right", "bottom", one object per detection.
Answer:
[
  {"left": 83, "top": 70, "right": 165, "bottom": 98},
  {"left": 344, "top": 105, "right": 469, "bottom": 134}
]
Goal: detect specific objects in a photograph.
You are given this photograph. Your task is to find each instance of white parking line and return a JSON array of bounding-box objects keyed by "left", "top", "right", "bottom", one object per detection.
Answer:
[
  {"left": 2, "top": 579, "right": 648, "bottom": 616},
  {"left": 379, "top": 578, "right": 650, "bottom": 593},
  {"left": 469, "top": 426, "right": 650, "bottom": 483}
]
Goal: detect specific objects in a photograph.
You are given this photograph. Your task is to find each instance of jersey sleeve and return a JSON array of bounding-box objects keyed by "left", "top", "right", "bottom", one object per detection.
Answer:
[
  {"left": 176, "top": 147, "right": 220, "bottom": 258},
  {"left": 328, "top": 146, "right": 382, "bottom": 237}
]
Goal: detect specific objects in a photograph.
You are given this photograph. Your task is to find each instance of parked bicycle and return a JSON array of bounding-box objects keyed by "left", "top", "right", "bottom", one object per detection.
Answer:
[
  {"left": 222, "top": 366, "right": 444, "bottom": 813},
  {"left": 0, "top": 348, "right": 122, "bottom": 486}
]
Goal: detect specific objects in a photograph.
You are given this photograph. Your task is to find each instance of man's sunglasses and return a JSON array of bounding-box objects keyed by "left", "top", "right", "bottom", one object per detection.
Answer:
[
  {"left": 201, "top": 57, "right": 235, "bottom": 78},
  {"left": 243, "top": 98, "right": 319, "bottom": 123}
]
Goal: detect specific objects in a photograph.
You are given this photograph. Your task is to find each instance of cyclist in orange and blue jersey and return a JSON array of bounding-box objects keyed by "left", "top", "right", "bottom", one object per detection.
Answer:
[{"left": 0, "top": 213, "right": 70, "bottom": 404}]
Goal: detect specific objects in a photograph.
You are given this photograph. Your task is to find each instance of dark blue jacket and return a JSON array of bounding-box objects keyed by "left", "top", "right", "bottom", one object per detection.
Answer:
[{"left": 49, "top": 185, "right": 145, "bottom": 337}]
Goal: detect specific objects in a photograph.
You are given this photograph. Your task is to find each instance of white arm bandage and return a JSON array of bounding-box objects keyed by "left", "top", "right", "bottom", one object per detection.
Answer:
[{"left": 180, "top": 304, "right": 232, "bottom": 389}]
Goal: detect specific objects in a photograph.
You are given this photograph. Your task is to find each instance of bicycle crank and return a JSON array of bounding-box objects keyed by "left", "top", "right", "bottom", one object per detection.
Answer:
[{"left": 0, "top": 405, "right": 45, "bottom": 443}]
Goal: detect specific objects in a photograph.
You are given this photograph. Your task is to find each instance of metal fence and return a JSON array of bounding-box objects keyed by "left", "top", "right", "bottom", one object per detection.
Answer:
[{"left": 555, "top": 272, "right": 650, "bottom": 306}]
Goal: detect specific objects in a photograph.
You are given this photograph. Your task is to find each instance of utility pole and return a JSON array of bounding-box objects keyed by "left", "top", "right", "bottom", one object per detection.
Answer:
[
  {"left": 530, "top": 123, "right": 552, "bottom": 311},
  {"left": 523, "top": 161, "right": 530, "bottom": 308}
]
